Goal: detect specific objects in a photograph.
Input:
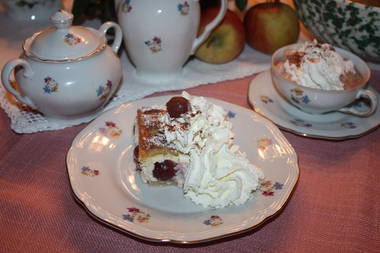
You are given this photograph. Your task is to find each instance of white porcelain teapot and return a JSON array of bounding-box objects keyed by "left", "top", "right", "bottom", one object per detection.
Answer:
[
  {"left": 116, "top": 0, "right": 227, "bottom": 83},
  {"left": 1, "top": 10, "right": 123, "bottom": 120}
]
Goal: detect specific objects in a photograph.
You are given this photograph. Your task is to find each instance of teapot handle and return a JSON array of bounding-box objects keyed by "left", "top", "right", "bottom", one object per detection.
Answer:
[
  {"left": 1, "top": 59, "right": 37, "bottom": 109},
  {"left": 99, "top": 22, "right": 123, "bottom": 53},
  {"left": 191, "top": 0, "right": 228, "bottom": 54}
]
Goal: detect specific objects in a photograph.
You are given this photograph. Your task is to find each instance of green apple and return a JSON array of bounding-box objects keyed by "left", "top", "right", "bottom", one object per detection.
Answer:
[
  {"left": 195, "top": 8, "right": 245, "bottom": 64},
  {"left": 244, "top": 1, "right": 300, "bottom": 54}
]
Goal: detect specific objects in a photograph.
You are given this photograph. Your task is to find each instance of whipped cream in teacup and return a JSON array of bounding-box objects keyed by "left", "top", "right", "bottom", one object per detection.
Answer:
[{"left": 281, "top": 40, "right": 357, "bottom": 91}]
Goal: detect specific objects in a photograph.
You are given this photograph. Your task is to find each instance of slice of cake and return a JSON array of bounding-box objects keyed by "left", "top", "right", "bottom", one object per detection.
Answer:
[{"left": 134, "top": 92, "right": 264, "bottom": 208}]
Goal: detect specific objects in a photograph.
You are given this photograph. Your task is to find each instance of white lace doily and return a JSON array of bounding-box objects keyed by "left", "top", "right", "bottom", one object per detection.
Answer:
[{"left": 0, "top": 46, "right": 271, "bottom": 133}]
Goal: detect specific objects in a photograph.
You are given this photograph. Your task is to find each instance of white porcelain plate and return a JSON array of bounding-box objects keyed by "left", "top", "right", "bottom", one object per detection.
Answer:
[
  {"left": 66, "top": 95, "right": 299, "bottom": 244},
  {"left": 249, "top": 71, "right": 380, "bottom": 140}
]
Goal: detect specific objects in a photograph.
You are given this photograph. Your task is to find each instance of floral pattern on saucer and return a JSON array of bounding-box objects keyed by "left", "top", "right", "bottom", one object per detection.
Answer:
[
  {"left": 123, "top": 207, "right": 150, "bottom": 223},
  {"left": 261, "top": 95, "right": 274, "bottom": 104},
  {"left": 43, "top": 77, "right": 58, "bottom": 94},
  {"left": 99, "top": 121, "right": 122, "bottom": 138},
  {"left": 341, "top": 122, "right": 356, "bottom": 129},
  {"left": 203, "top": 215, "right": 223, "bottom": 227},
  {"left": 81, "top": 166, "right": 99, "bottom": 177},
  {"left": 290, "top": 119, "right": 312, "bottom": 128}
]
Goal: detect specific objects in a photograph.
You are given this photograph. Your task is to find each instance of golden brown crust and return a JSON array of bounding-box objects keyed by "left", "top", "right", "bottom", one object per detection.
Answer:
[{"left": 137, "top": 109, "right": 177, "bottom": 161}]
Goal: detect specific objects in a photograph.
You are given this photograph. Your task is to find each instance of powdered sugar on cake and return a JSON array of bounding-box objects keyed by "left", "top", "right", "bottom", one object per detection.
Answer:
[{"left": 135, "top": 92, "right": 264, "bottom": 208}]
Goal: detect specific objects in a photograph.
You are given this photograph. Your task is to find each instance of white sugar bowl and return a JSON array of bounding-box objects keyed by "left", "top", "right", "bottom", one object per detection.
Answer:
[{"left": 1, "top": 10, "right": 123, "bottom": 120}]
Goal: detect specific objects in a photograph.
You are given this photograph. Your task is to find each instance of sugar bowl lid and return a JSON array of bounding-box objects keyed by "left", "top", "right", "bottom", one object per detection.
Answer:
[{"left": 23, "top": 10, "right": 106, "bottom": 62}]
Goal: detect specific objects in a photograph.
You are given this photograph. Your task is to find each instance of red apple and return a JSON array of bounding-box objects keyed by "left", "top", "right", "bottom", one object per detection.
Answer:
[
  {"left": 195, "top": 8, "right": 245, "bottom": 64},
  {"left": 244, "top": 1, "right": 300, "bottom": 54}
]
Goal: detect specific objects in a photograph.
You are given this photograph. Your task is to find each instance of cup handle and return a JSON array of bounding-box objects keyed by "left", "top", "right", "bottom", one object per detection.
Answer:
[
  {"left": 338, "top": 89, "right": 378, "bottom": 117},
  {"left": 190, "top": 0, "right": 228, "bottom": 54},
  {"left": 1, "top": 59, "right": 37, "bottom": 109},
  {"left": 99, "top": 21, "right": 123, "bottom": 53}
]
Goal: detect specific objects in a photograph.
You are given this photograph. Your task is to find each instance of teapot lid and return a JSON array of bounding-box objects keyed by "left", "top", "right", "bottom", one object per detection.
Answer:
[{"left": 23, "top": 10, "right": 106, "bottom": 62}]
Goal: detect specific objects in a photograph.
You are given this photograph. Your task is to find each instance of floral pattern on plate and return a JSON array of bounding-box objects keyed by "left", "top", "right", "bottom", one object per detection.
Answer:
[
  {"left": 227, "top": 110, "right": 236, "bottom": 118},
  {"left": 203, "top": 215, "right": 223, "bottom": 227},
  {"left": 259, "top": 179, "right": 283, "bottom": 196},
  {"left": 123, "top": 207, "right": 151, "bottom": 223},
  {"left": 257, "top": 138, "right": 273, "bottom": 151},
  {"left": 43, "top": 76, "right": 58, "bottom": 94},
  {"left": 99, "top": 121, "right": 122, "bottom": 138},
  {"left": 81, "top": 166, "right": 99, "bottom": 177}
]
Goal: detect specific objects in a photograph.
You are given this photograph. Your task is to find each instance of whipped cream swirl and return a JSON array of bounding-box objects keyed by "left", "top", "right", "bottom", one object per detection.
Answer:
[
  {"left": 283, "top": 40, "right": 355, "bottom": 90},
  {"left": 160, "top": 92, "right": 264, "bottom": 208}
]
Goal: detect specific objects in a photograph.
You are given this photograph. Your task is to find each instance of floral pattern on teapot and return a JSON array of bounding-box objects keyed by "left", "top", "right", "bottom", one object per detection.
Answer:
[
  {"left": 96, "top": 80, "right": 112, "bottom": 100},
  {"left": 178, "top": 1, "right": 190, "bottom": 15},
  {"left": 43, "top": 77, "right": 58, "bottom": 94},
  {"left": 145, "top": 36, "right": 162, "bottom": 53},
  {"left": 64, "top": 33, "right": 83, "bottom": 46},
  {"left": 121, "top": 0, "right": 132, "bottom": 13}
]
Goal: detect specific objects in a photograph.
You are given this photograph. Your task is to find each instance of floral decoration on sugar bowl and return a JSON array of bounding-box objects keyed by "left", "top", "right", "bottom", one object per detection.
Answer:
[
  {"left": 178, "top": 1, "right": 190, "bottom": 15},
  {"left": 145, "top": 36, "right": 162, "bottom": 53},
  {"left": 43, "top": 76, "right": 58, "bottom": 94},
  {"left": 96, "top": 80, "right": 112, "bottom": 100},
  {"left": 121, "top": 0, "right": 132, "bottom": 13},
  {"left": 64, "top": 33, "right": 83, "bottom": 46},
  {"left": 123, "top": 207, "right": 151, "bottom": 223},
  {"left": 290, "top": 88, "right": 310, "bottom": 104},
  {"left": 203, "top": 215, "right": 223, "bottom": 227},
  {"left": 80, "top": 166, "right": 99, "bottom": 177},
  {"left": 259, "top": 179, "right": 283, "bottom": 196},
  {"left": 99, "top": 121, "right": 122, "bottom": 138}
]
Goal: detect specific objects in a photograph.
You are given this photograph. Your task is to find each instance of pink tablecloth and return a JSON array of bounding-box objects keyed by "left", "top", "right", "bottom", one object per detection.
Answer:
[{"left": 1, "top": 71, "right": 379, "bottom": 252}]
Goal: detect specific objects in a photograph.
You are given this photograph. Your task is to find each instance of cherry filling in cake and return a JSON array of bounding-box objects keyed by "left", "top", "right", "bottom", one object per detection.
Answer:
[{"left": 134, "top": 96, "right": 192, "bottom": 185}]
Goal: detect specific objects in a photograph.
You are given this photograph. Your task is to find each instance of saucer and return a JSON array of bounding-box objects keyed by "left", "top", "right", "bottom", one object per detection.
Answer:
[{"left": 248, "top": 71, "right": 380, "bottom": 140}]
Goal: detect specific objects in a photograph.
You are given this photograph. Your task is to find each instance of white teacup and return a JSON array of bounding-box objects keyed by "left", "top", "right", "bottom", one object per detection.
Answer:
[
  {"left": 116, "top": 0, "right": 227, "bottom": 83},
  {"left": 271, "top": 43, "right": 377, "bottom": 117}
]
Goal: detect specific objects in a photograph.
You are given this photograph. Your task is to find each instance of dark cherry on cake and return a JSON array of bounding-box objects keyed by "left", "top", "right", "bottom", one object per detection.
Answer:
[
  {"left": 166, "top": 96, "right": 190, "bottom": 118},
  {"left": 153, "top": 160, "right": 177, "bottom": 181}
]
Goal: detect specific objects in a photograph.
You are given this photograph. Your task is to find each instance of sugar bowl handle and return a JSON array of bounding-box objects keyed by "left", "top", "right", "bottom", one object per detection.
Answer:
[
  {"left": 1, "top": 59, "right": 37, "bottom": 109},
  {"left": 99, "top": 22, "right": 123, "bottom": 53},
  {"left": 191, "top": 0, "right": 228, "bottom": 54}
]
